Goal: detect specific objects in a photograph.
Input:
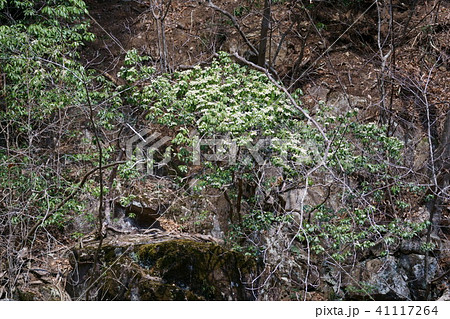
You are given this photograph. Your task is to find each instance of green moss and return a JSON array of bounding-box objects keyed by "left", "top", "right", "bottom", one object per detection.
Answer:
[
  {"left": 136, "top": 280, "right": 203, "bottom": 301},
  {"left": 70, "top": 239, "right": 257, "bottom": 300},
  {"left": 102, "top": 245, "right": 123, "bottom": 263},
  {"left": 136, "top": 240, "right": 257, "bottom": 300},
  {"left": 90, "top": 253, "right": 203, "bottom": 301},
  {"left": 18, "top": 290, "right": 35, "bottom": 301}
]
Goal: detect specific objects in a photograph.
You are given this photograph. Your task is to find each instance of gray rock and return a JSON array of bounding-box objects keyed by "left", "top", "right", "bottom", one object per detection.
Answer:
[
  {"left": 438, "top": 287, "right": 450, "bottom": 301},
  {"left": 326, "top": 91, "right": 367, "bottom": 117},
  {"left": 307, "top": 86, "right": 367, "bottom": 117},
  {"left": 345, "top": 253, "right": 439, "bottom": 300},
  {"left": 346, "top": 256, "right": 410, "bottom": 300},
  {"left": 211, "top": 214, "right": 224, "bottom": 240},
  {"left": 398, "top": 254, "right": 438, "bottom": 299},
  {"left": 281, "top": 188, "right": 307, "bottom": 212},
  {"left": 116, "top": 200, "right": 164, "bottom": 229}
]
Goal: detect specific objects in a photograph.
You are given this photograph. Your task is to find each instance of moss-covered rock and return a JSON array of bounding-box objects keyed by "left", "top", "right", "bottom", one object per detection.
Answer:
[
  {"left": 67, "top": 239, "right": 258, "bottom": 300},
  {"left": 137, "top": 240, "right": 257, "bottom": 300},
  {"left": 99, "top": 258, "right": 203, "bottom": 301}
]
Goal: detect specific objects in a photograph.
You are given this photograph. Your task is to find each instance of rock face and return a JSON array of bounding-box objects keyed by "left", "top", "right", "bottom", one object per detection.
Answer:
[
  {"left": 67, "top": 238, "right": 258, "bottom": 300},
  {"left": 137, "top": 240, "right": 257, "bottom": 300},
  {"left": 115, "top": 200, "right": 165, "bottom": 229},
  {"left": 398, "top": 254, "right": 438, "bottom": 300},
  {"left": 344, "top": 254, "right": 438, "bottom": 301},
  {"left": 347, "top": 256, "right": 411, "bottom": 300}
]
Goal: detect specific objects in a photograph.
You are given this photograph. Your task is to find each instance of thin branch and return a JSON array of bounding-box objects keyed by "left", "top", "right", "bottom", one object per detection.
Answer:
[
  {"left": 21, "top": 161, "right": 126, "bottom": 248},
  {"left": 272, "top": 20, "right": 295, "bottom": 66},
  {"left": 232, "top": 52, "right": 329, "bottom": 146},
  {"left": 206, "top": 0, "right": 258, "bottom": 55},
  {"left": 288, "top": 0, "right": 377, "bottom": 91}
]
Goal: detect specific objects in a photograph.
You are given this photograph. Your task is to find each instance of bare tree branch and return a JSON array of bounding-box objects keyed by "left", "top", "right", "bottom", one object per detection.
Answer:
[{"left": 206, "top": 0, "right": 258, "bottom": 55}]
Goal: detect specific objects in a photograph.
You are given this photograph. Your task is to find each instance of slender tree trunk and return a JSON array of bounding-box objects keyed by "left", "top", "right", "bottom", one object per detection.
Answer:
[
  {"left": 258, "top": 0, "right": 271, "bottom": 67},
  {"left": 401, "top": 0, "right": 418, "bottom": 39},
  {"left": 151, "top": 0, "right": 172, "bottom": 72}
]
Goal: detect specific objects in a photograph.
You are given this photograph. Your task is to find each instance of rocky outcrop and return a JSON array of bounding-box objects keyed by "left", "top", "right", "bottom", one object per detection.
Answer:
[
  {"left": 115, "top": 200, "right": 164, "bottom": 229},
  {"left": 66, "top": 235, "right": 258, "bottom": 300},
  {"left": 341, "top": 254, "right": 438, "bottom": 300}
]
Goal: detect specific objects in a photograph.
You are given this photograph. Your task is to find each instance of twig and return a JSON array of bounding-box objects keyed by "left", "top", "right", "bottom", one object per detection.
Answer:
[
  {"left": 21, "top": 161, "right": 126, "bottom": 248},
  {"left": 206, "top": 0, "right": 258, "bottom": 55},
  {"left": 231, "top": 52, "right": 329, "bottom": 146}
]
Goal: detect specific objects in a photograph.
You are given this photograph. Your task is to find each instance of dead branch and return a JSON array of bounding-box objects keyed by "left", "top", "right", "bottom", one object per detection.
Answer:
[{"left": 206, "top": 0, "right": 258, "bottom": 55}]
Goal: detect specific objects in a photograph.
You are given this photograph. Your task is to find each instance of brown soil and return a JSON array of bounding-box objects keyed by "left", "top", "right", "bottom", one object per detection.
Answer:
[
  {"left": 82, "top": 0, "right": 449, "bottom": 121},
  {"left": 81, "top": 0, "right": 450, "bottom": 239}
]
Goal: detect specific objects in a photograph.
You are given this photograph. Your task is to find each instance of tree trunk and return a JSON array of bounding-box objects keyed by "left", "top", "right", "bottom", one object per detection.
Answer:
[{"left": 257, "top": 0, "right": 271, "bottom": 67}]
